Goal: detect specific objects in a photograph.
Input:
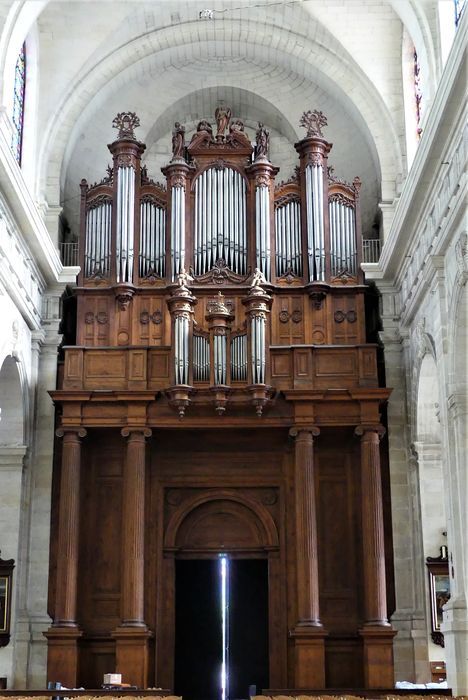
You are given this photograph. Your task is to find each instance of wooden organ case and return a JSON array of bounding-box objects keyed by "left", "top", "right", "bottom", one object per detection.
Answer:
[{"left": 47, "top": 110, "right": 396, "bottom": 690}]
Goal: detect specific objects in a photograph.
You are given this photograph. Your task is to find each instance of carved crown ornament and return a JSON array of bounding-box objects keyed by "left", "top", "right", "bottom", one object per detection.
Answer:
[
  {"left": 299, "top": 109, "right": 328, "bottom": 138},
  {"left": 112, "top": 112, "right": 140, "bottom": 140}
]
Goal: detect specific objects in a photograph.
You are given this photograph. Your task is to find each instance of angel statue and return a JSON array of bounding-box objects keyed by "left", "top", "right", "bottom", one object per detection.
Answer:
[
  {"left": 171, "top": 122, "right": 185, "bottom": 160},
  {"left": 215, "top": 106, "right": 232, "bottom": 140},
  {"left": 255, "top": 122, "right": 270, "bottom": 160},
  {"left": 250, "top": 267, "right": 267, "bottom": 288}
]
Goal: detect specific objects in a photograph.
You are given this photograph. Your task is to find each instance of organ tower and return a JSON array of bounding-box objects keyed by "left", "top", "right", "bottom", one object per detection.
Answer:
[{"left": 47, "top": 109, "right": 395, "bottom": 692}]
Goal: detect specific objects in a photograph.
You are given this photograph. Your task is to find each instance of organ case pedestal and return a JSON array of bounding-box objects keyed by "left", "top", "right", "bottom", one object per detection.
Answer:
[{"left": 48, "top": 109, "right": 395, "bottom": 689}]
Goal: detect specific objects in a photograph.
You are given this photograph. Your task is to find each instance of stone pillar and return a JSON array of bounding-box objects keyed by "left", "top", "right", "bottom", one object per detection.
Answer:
[
  {"left": 45, "top": 427, "right": 86, "bottom": 686},
  {"left": 289, "top": 426, "right": 326, "bottom": 688},
  {"left": 378, "top": 294, "right": 429, "bottom": 684},
  {"left": 356, "top": 424, "right": 396, "bottom": 688},
  {"left": 112, "top": 428, "right": 152, "bottom": 686}
]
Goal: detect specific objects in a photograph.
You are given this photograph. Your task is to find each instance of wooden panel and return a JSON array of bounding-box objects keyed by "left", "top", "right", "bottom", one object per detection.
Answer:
[
  {"left": 78, "top": 640, "right": 116, "bottom": 687},
  {"left": 63, "top": 349, "right": 83, "bottom": 389},
  {"left": 359, "top": 346, "right": 378, "bottom": 385},
  {"left": 148, "top": 348, "right": 171, "bottom": 388},
  {"left": 293, "top": 349, "right": 312, "bottom": 382},
  {"left": 128, "top": 349, "right": 147, "bottom": 389},
  {"left": 84, "top": 351, "right": 127, "bottom": 389},
  {"left": 325, "top": 638, "right": 363, "bottom": 687},
  {"left": 272, "top": 296, "right": 305, "bottom": 346},
  {"left": 315, "top": 350, "right": 356, "bottom": 378},
  {"left": 135, "top": 296, "right": 166, "bottom": 346},
  {"left": 316, "top": 432, "right": 360, "bottom": 634},
  {"left": 331, "top": 294, "right": 361, "bottom": 345},
  {"left": 271, "top": 350, "right": 292, "bottom": 378}
]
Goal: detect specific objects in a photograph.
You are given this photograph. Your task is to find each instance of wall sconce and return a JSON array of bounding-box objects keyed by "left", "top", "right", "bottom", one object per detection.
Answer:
[{"left": 0, "top": 553, "right": 15, "bottom": 647}]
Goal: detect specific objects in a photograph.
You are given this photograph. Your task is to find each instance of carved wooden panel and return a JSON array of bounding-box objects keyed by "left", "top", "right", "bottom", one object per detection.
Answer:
[
  {"left": 83, "top": 350, "right": 127, "bottom": 389},
  {"left": 79, "top": 431, "right": 123, "bottom": 634},
  {"left": 316, "top": 430, "right": 361, "bottom": 633},
  {"left": 331, "top": 294, "right": 364, "bottom": 345},
  {"left": 135, "top": 295, "right": 166, "bottom": 346},
  {"left": 272, "top": 295, "right": 305, "bottom": 345},
  {"left": 148, "top": 348, "right": 171, "bottom": 388},
  {"left": 77, "top": 296, "right": 110, "bottom": 346},
  {"left": 63, "top": 349, "right": 84, "bottom": 390}
]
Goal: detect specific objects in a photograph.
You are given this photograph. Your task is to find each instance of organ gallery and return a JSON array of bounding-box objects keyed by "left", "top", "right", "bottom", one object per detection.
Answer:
[{"left": 47, "top": 108, "right": 396, "bottom": 694}]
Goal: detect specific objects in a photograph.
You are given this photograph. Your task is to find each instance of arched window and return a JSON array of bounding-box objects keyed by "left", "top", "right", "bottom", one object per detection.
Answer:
[{"left": 11, "top": 42, "right": 26, "bottom": 165}]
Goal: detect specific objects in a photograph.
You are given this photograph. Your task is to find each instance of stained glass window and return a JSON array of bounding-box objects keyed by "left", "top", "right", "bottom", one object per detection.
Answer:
[
  {"left": 12, "top": 42, "right": 26, "bottom": 165},
  {"left": 455, "top": 0, "right": 466, "bottom": 26}
]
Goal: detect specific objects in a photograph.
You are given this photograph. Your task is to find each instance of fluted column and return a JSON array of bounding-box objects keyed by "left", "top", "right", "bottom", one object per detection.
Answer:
[
  {"left": 112, "top": 427, "right": 152, "bottom": 686},
  {"left": 45, "top": 427, "right": 86, "bottom": 686},
  {"left": 356, "top": 424, "right": 396, "bottom": 688},
  {"left": 289, "top": 426, "right": 326, "bottom": 688}
]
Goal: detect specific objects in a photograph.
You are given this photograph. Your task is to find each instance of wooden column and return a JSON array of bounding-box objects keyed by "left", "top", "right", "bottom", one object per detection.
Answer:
[
  {"left": 289, "top": 426, "right": 326, "bottom": 688},
  {"left": 45, "top": 427, "right": 86, "bottom": 686},
  {"left": 356, "top": 425, "right": 396, "bottom": 688},
  {"left": 112, "top": 427, "right": 152, "bottom": 686}
]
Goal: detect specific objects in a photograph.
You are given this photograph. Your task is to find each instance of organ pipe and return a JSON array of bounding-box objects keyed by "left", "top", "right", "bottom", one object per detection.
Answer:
[
  {"left": 171, "top": 186, "right": 185, "bottom": 281},
  {"left": 305, "top": 163, "right": 325, "bottom": 282},
  {"left": 85, "top": 200, "right": 112, "bottom": 277},
  {"left": 139, "top": 200, "right": 166, "bottom": 278},
  {"left": 193, "top": 167, "right": 247, "bottom": 275},
  {"left": 174, "top": 314, "right": 190, "bottom": 385},
  {"left": 230, "top": 335, "right": 247, "bottom": 382},
  {"left": 193, "top": 335, "right": 210, "bottom": 382},
  {"left": 250, "top": 314, "right": 266, "bottom": 384},
  {"left": 275, "top": 200, "right": 302, "bottom": 277},
  {"left": 116, "top": 166, "right": 135, "bottom": 283},
  {"left": 255, "top": 186, "right": 271, "bottom": 281},
  {"left": 329, "top": 198, "right": 357, "bottom": 276}
]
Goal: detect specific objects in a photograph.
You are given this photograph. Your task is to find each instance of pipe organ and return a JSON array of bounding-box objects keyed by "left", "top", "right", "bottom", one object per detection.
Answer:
[{"left": 49, "top": 109, "right": 395, "bottom": 692}]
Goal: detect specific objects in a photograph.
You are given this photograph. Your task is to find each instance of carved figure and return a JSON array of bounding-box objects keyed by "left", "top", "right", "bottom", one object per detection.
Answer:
[
  {"left": 197, "top": 119, "right": 213, "bottom": 136},
  {"left": 215, "top": 106, "right": 232, "bottom": 139},
  {"left": 250, "top": 267, "right": 267, "bottom": 287},
  {"left": 176, "top": 267, "right": 194, "bottom": 289},
  {"left": 255, "top": 122, "right": 270, "bottom": 159},
  {"left": 299, "top": 109, "right": 328, "bottom": 138},
  {"left": 171, "top": 122, "right": 185, "bottom": 160},
  {"left": 229, "top": 119, "right": 244, "bottom": 134}
]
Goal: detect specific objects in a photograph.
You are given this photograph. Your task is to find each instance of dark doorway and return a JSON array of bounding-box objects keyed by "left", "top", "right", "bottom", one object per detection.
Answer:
[{"left": 174, "top": 558, "right": 269, "bottom": 700}]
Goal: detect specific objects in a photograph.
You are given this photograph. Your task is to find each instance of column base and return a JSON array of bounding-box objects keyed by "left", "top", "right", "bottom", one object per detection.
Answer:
[
  {"left": 290, "top": 625, "right": 327, "bottom": 688},
  {"left": 359, "top": 625, "right": 397, "bottom": 689},
  {"left": 111, "top": 626, "right": 153, "bottom": 687},
  {"left": 43, "top": 625, "right": 82, "bottom": 687}
]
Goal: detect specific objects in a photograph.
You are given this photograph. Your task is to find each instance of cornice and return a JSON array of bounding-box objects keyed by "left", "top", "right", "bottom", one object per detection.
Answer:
[{"left": 364, "top": 12, "right": 467, "bottom": 285}]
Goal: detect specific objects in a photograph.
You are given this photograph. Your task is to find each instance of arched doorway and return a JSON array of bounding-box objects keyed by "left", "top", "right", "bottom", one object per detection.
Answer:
[{"left": 160, "top": 491, "right": 280, "bottom": 698}]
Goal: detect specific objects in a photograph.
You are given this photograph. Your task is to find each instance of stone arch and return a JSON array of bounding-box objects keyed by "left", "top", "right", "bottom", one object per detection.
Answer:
[
  {"left": 164, "top": 490, "right": 279, "bottom": 552},
  {"left": 38, "top": 16, "right": 403, "bottom": 209}
]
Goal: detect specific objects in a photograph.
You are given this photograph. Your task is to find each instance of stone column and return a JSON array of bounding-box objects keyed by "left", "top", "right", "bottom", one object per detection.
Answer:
[
  {"left": 44, "top": 427, "right": 86, "bottom": 686},
  {"left": 356, "top": 424, "right": 396, "bottom": 688},
  {"left": 112, "top": 428, "right": 152, "bottom": 686},
  {"left": 289, "top": 426, "right": 326, "bottom": 688}
]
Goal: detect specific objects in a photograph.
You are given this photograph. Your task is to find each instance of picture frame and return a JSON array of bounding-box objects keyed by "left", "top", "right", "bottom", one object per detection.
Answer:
[
  {"left": 0, "top": 554, "right": 15, "bottom": 647},
  {"left": 426, "top": 547, "right": 450, "bottom": 648}
]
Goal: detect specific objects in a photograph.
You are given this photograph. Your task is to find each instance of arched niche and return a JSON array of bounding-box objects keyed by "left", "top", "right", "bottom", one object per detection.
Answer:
[
  {"left": 416, "top": 352, "right": 441, "bottom": 444},
  {"left": 164, "top": 490, "right": 279, "bottom": 553},
  {"left": 0, "top": 354, "right": 26, "bottom": 446}
]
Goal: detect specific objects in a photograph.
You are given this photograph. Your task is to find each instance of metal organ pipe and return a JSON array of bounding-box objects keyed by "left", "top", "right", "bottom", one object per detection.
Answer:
[
  {"left": 193, "top": 167, "right": 247, "bottom": 276},
  {"left": 275, "top": 200, "right": 302, "bottom": 277},
  {"left": 115, "top": 166, "right": 135, "bottom": 283},
  {"left": 250, "top": 315, "right": 266, "bottom": 385},
  {"left": 171, "top": 186, "right": 185, "bottom": 280},
  {"left": 329, "top": 198, "right": 357, "bottom": 276},
  {"left": 85, "top": 200, "right": 112, "bottom": 278},
  {"left": 305, "top": 164, "right": 325, "bottom": 281},
  {"left": 255, "top": 186, "right": 271, "bottom": 281},
  {"left": 139, "top": 200, "right": 166, "bottom": 278}
]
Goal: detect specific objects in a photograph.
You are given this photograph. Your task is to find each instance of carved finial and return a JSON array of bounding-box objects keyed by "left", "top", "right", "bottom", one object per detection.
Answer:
[
  {"left": 249, "top": 268, "right": 268, "bottom": 292},
  {"left": 207, "top": 291, "right": 230, "bottom": 314},
  {"left": 255, "top": 122, "right": 270, "bottom": 160},
  {"left": 299, "top": 110, "right": 328, "bottom": 138},
  {"left": 172, "top": 121, "right": 186, "bottom": 160},
  {"left": 176, "top": 267, "right": 194, "bottom": 290},
  {"left": 112, "top": 112, "right": 140, "bottom": 139}
]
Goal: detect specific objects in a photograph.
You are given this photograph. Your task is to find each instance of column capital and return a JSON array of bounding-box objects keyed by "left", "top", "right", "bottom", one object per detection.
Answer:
[
  {"left": 289, "top": 425, "right": 320, "bottom": 439},
  {"left": 121, "top": 427, "right": 152, "bottom": 439},
  {"left": 56, "top": 427, "right": 87, "bottom": 439},
  {"left": 355, "top": 424, "right": 385, "bottom": 439}
]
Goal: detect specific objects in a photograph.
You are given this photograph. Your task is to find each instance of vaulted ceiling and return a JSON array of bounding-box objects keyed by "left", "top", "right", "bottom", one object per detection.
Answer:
[{"left": 0, "top": 0, "right": 441, "bottom": 239}]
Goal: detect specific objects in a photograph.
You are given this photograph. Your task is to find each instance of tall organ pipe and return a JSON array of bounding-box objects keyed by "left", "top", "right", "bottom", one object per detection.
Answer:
[
  {"left": 85, "top": 201, "right": 112, "bottom": 277},
  {"left": 193, "top": 167, "right": 247, "bottom": 275},
  {"left": 115, "top": 166, "right": 135, "bottom": 283},
  {"left": 171, "top": 186, "right": 185, "bottom": 280},
  {"left": 305, "top": 164, "right": 325, "bottom": 281},
  {"left": 255, "top": 186, "right": 271, "bottom": 280},
  {"left": 139, "top": 200, "right": 166, "bottom": 278}
]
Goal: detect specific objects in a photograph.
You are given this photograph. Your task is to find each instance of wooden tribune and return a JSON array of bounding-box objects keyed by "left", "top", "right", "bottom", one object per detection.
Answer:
[{"left": 47, "top": 109, "right": 395, "bottom": 689}]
